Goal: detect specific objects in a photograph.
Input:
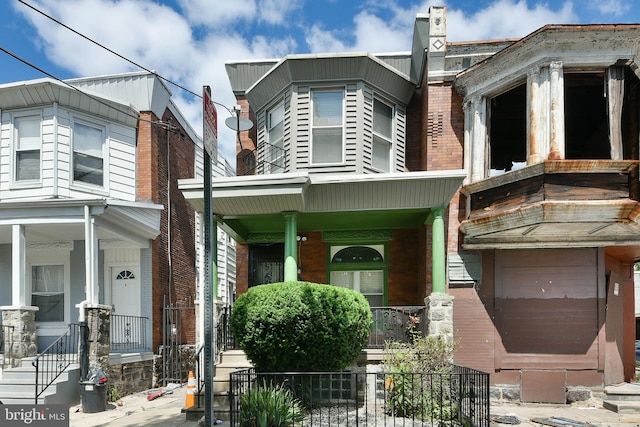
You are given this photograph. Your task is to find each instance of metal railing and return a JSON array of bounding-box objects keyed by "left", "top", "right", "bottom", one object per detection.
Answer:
[
  {"left": 32, "top": 323, "right": 80, "bottom": 404},
  {"left": 216, "top": 305, "right": 236, "bottom": 353},
  {"left": 368, "top": 306, "right": 428, "bottom": 348},
  {"left": 218, "top": 306, "right": 428, "bottom": 352},
  {"left": 240, "top": 142, "right": 285, "bottom": 175},
  {"left": 230, "top": 367, "right": 489, "bottom": 426},
  {"left": 0, "top": 325, "right": 15, "bottom": 369},
  {"left": 110, "top": 314, "right": 149, "bottom": 352}
]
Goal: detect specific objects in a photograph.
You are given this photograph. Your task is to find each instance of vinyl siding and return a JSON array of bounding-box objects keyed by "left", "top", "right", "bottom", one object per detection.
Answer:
[{"left": 0, "top": 105, "right": 137, "bottom": 201}]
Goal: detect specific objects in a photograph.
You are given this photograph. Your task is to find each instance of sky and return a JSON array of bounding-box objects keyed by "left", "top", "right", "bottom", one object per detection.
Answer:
[{"left": 1, "top": 0, "right": 639, "bottom": 163}]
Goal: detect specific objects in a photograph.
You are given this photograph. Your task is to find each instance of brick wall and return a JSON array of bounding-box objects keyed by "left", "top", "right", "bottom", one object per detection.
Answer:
[
  {"left": 138, "top": 110, "right": 197, "bottom": 350},
  {"left": 425, "top": 84, "right": 465, "bottom": 171}
]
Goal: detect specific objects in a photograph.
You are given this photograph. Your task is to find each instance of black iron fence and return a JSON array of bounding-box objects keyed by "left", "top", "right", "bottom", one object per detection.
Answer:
[
  {"left": 229, "top": 366, "right": 489, "bottom": 427},
  {"left": 32, "top": 323, "right": 80, "bottom": 404},
  {"left": 110, "top": 314, "right": 149, "bottom": 352},
  {"left": 369, "top": 306, "right": 427, "bottom": 348}
]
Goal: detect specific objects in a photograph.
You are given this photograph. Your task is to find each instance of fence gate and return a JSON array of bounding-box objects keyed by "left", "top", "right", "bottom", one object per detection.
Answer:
[{"left": 162, "top": 296, "right": 196, "bottom": 386}]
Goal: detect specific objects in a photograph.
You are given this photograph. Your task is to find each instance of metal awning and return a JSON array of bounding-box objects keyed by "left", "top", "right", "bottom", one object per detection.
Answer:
[{"left": 179, "top": 170, "right": 466, "bottom": 242}]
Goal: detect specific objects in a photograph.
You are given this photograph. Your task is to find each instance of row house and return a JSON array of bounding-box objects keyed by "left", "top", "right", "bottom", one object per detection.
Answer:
[
  {"left": 0, "top": 71, "right": 232, "bottom": 403},
  {"left": 181, "top": 7, "right": 640, "bottom": 404}
]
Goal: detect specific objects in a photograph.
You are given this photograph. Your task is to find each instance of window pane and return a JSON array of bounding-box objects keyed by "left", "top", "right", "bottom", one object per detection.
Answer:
[
  {"left": 312, "top": 128, "right": 342, "bottom": 163},
  {"left": 74, "top": 153, "right": 104, "bottom": 186},
  {"left": 360, "top": 271, "right": 384, "bottom": 293},
  {"left": 74, "top": 122, "right": 104, "bottom": 186},
  {"left": 16, "top": 150, "right": 40, "bottom": 180},
  {"left": 331, "top": 271, "right": 354, "bottom": 288},
  {"left": 32, "top": 265, "right": 64, "bottom": 322},
  {"left": 372, "top": 135, "right": 391, "bottom": 172},
  {"left": 17, "top": 117, "right": 41, "bottom": 149},
  {"left": 313, "top": 91, "right": 342, "bottom": 126},
  {"left": 75, "top": 123, "right": 103, "bottom": 156},
  {"left": 373, "top": 99, "right": 392, "bottom": 138}
]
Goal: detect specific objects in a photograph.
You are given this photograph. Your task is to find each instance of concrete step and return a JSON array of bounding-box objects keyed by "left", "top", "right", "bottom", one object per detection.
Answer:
[
  {"left": 218, "top": 350, "right": 251, "bottom": 366},
  {"left": 604, "top": 383, "right": 640, "bottom": 401},
  {"left": 0, "top": 364, "right": 80, "bottom": 406},
  {"left": 603, "top": 400, "right": 640, "bottom": 414}
]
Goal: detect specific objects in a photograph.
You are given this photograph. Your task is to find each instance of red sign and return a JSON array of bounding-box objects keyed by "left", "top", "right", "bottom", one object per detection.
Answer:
[{"left": 203, "top": 86, "right": 218, "bottom": 159}]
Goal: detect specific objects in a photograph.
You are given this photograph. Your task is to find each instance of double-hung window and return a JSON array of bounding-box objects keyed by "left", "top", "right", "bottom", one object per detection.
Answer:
[
  {"left": 267, "top": 103, "right": 285, "bottom": 173},
  {"left": 372, "top": 98, "right": 393, "bottom": 172},
  {"left": 311, "top": 90, "right": 343, "bottom": 164},
  {"left": 73, "top": 121, "right": 105, "bottom": 186},
  {"left": 14, "top": 115, "right": 41, "bottom": 182},
  {"left": 31, "top": 264, "right": 65, "bottom": 322}
]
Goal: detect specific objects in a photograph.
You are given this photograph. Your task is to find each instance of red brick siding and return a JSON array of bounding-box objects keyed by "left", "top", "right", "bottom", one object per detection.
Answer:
[
  {"left": 138, "top": 110, "right": 197, "bottom": 350},
  {"left": 425, "top": 84, "right": 464, "bottom": 171}
]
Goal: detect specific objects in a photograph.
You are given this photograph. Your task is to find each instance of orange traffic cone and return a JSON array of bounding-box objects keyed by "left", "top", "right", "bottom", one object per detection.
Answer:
[{"left": 185, "top": 371, "right": 196, "bottom": 409}]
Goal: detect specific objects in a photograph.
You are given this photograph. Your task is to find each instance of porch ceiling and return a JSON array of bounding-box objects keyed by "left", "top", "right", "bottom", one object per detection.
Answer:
[
  {"left": 179, "top": 170, "right": 466, "bottom": 242},
  {"left": 0, "top": 198, "right": 162, "bottom": 247}
]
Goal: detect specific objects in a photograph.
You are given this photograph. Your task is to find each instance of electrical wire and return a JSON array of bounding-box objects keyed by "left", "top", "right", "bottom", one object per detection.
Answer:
[{"left": 17, "top": 0, "right": 203, "bottom": 100}]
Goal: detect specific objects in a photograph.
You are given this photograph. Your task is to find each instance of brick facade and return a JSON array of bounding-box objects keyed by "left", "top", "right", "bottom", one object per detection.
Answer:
[{"left": 137, "top": 111, "right": 198, "bottom": 350}]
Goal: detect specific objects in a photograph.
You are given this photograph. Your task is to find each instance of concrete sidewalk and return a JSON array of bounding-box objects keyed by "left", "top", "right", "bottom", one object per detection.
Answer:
[
  {"left": 69, "top": 384, "right": 640, "bottom": 427},
  {"left": 68, "top": 384, "right": 229, "bottom": 427}
]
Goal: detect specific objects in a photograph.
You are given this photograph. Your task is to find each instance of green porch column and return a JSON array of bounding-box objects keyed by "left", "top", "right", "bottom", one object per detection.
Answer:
[
  {"left": 284, "top": 212, "right": 298, "bottom": 281},
  {"left": 431, "top": 207, "right": 446, "bottom": 294}
]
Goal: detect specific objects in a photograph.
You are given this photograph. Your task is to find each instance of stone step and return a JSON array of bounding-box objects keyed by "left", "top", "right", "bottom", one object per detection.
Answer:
[
  {"left": 604, "top": 383, "right": 640, "bottom": 401},
  {"left": 603, "top": 400, "right": 640, "bottom": 414}
]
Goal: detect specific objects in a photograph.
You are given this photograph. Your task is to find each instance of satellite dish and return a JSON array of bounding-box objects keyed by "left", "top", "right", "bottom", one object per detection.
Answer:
[{"left": 225, "top": 115, "right": 253, "bottom": 131}]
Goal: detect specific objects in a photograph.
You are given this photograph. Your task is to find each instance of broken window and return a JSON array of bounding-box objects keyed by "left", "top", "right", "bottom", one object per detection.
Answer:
[
  {"left": 489, "top": 83, "right": 526, "bottom": 174},
  {"left": 564, "top": 72, "right": 609, "bottom": 159}
]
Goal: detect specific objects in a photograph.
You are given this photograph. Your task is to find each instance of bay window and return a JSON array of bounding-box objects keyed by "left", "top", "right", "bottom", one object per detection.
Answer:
[{"left": 267, "top": 102, "right": 285, "bottom": 173}]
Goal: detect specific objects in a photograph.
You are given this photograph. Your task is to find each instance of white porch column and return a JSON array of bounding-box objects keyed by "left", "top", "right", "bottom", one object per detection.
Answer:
[
  {"left": 469, "top": 96, "right": 487, "bottom": 182},
  {"left": 11, "top": 224, "right": 27, "bottom": 306},
  {"left": 84, "top": 205, "right": 99, "bottom": 304},
  {"left": 548, "top": 61, "right": 565, "bottom": 160}
]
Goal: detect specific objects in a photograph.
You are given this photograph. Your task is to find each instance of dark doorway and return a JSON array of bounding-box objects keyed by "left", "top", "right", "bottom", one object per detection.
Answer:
[{"left": 249, "top": 243, "right": 284, "bottom": 287}]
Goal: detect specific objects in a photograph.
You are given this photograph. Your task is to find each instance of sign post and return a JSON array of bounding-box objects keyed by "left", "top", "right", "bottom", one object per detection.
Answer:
[{"left": 202, "top": 86, "right": 217, "bottom": 426}]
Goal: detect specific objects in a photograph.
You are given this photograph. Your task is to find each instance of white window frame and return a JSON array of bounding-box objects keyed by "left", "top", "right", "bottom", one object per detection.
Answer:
[
  {"left": 372, "top": 97, "right": 394, "bottom": 172},
  {"left": 27, "top": 251, "right": 71, "bottom": 336},
  {"left": 266, "top": 102, "right": 285, "bottom": 173},
  {"left": 71, "top": 117, "right": 108, "bottom": 190},
  {"left": 12, "top": 113, "right": 42, "bottom": 186},
  {"left": 310, "top": 89, "right": 345, "bottom": 165}
]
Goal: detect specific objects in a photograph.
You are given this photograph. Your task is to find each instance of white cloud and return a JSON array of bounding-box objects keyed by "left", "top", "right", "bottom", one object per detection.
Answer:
[
  {"left": 257, "top": 0, "right": 302, "bottom": 25},
  {"left": 585, "top": 0, "right": 631, "bottom": 17},
  {"left": 178, "top": 0, "right": 257, "bottom": 28},
  {"left": 445, "top": 0, "right": 578, "bottom": 42}
]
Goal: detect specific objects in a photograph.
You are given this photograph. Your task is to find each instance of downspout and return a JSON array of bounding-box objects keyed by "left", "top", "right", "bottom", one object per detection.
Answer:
[{"left": 166, "top": 121, "right": 172, "bottom": 304}]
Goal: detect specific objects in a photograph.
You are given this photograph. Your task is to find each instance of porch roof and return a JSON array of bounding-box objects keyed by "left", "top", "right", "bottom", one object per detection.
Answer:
[
  {"left": 179, "top": 170, "right": 466, "bottom": 242},
  {"left": 0, "top": 198, "right": 163, "bottom": 247}
]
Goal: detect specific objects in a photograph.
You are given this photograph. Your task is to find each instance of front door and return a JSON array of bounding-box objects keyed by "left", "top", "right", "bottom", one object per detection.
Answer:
[
  {"left": 111, "top": 267, "right": 140, "bottom": 316},
  {"left": 111, "top": 266, "right": 141, "bottom": 345}
]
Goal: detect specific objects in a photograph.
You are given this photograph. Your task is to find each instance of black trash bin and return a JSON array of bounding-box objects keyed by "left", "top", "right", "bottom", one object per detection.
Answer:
[
  {"left": 80, "top": 367, "right": 108, "bottom": 413},
  {"left": 80, "top": 381, "right": 107, "bottom": 413}
]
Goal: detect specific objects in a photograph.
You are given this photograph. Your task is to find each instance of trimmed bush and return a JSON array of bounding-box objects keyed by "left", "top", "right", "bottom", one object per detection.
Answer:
[{"left": 230, "top": 281, "right": 372, "bottom": 372}]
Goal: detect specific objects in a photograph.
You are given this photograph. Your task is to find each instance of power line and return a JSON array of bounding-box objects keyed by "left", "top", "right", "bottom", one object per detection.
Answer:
[{"left": 17, "top": 0, "right": 204, "bottom": 100}]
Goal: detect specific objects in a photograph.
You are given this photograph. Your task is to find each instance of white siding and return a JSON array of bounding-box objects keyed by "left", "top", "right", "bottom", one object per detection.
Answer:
[{"left": 0, "top": 105, "right": 137, "bottom": 202}]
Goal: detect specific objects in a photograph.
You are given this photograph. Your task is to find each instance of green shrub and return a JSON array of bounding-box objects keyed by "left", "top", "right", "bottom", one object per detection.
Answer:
[
  {"left": 239, "top": 380, "right": 304, "bottom": 427},
  {"left": 383, "top": 335, "right": 457, "bottom": 420},
  {"left": 230, "top": 281, "right": 372, "bottom": 372}
]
